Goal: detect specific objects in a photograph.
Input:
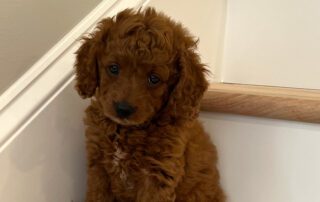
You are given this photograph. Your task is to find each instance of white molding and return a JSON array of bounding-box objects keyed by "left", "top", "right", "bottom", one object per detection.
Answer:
[{"left": 0, "top": 0, "right": 150, "bottom": 152}]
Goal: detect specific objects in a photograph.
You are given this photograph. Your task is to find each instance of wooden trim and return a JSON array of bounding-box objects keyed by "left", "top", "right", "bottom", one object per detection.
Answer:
[{"left": 201, "top": 83, "right": 320, "bottom": 123}]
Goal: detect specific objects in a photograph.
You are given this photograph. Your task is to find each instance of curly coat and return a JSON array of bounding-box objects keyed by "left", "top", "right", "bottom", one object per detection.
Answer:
[{"left": 74, "top": 8, "right": 225, "bottom": 202}]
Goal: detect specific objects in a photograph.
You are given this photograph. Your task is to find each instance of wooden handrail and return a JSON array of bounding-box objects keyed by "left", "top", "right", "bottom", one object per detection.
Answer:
[{"left": 201, "top": 83, "right": 320, "bottom": 123}]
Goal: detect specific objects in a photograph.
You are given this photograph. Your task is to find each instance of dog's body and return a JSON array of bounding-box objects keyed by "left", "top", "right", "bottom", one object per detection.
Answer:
[
  {"left": 84, "top": 101, "right": 224, "bottom": 202},
  {"left": 75, "top": 8, "right": 224, "bottom": 202}
]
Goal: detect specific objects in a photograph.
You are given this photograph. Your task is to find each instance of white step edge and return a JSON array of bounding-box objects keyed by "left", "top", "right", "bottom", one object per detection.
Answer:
[{"left": 0, "top": 0, "right": 151, "bottom": 153}]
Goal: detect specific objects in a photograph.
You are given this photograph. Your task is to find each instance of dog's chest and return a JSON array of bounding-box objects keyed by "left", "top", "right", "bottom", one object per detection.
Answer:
[{"left": 104, "top": 132, "right": 146, "bottom": 191}]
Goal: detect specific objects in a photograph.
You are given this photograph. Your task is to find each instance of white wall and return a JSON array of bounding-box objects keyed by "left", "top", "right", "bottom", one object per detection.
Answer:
[
  {"left": 201, "top": 113, "right": 320, "bottom": 202},
  {"left": 0, "top": 0, "right": 101, "bottom": 94},
  {"left": 222, "top": 0, "right": 320, "bottom": 89},
  {"left": 0, "top": 84, "right": 88, "bottom": 202}
]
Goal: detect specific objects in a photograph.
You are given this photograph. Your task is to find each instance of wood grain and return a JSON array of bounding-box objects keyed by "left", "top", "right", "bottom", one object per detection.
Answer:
[{"left": 201, "top": 83, "right": 320, "bottom": 123}]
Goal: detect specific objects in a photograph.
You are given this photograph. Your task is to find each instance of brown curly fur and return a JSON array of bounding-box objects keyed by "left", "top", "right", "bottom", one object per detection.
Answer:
[{"left": 74, "top": 8, "right": 225, "bottom": 202}]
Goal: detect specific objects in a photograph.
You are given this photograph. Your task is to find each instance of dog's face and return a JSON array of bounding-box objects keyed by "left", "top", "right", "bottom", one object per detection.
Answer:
[
  {"left": 75, "top": 8, "right": 208, "bottom": 126},
  {"left": 97, "top": 44, "right": 174, "bottom": 125}
]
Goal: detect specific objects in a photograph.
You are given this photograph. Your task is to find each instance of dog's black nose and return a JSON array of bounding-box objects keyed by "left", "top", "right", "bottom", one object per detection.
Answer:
[{"left": 115, "top": 102, "right": 135, "bottom": 118}]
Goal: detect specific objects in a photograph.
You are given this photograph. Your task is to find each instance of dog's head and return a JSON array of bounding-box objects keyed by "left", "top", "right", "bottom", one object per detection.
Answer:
[{"left": 75, "top": 8, "right": 208, "bottom": 126}]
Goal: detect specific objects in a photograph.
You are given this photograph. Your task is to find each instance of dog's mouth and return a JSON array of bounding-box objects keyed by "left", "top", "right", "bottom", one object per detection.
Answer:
[
  {"left": 104, "top": 110, "right": 155, "bottom": 128},
  {"left": 112, "top": 117, "right": 138, "bottom": 126},
  {"left": 104, "top": 111, "right": 140, "bottom": 126}
]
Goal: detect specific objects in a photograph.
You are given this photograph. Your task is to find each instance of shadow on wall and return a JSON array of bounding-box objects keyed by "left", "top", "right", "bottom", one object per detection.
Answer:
[{"left": 0, "top": 83, "right": 88, "bottom": 202}]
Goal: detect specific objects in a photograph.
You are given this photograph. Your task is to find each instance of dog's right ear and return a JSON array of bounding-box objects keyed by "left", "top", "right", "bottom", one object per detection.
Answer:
[
  {"left": 74, "top": 19, "right": 113, "bottom": 98},
  {"left": 74, "top": 36, "right": 98, "bottom": 98}
]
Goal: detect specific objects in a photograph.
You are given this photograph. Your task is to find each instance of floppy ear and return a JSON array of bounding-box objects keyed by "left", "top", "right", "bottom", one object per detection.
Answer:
[
  {"left": 161, "top": 47, "right": 209, "bottom": 124},
  {"left": 74, "top": 19, "right": 113, "bottom": 98},
  {"left": 74, "top": 37, "right": 99, "bottom": 98}
]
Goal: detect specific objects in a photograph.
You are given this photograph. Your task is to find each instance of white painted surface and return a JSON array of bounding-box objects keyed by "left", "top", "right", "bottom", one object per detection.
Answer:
[
  {"left": 222, "top": 0, "right": 320, "bottom": 89},
  {"left": 200, "top": 112, "right": 320, "bottom": 202},
  {"left": 0, "top": 84, "right": 88, "bottom": 202},
  {"left": 0, "top": 0, "right": 101, "bottom": 94},
  {"left": 0, "top": 0, "right": 117, "bottom": 111}
]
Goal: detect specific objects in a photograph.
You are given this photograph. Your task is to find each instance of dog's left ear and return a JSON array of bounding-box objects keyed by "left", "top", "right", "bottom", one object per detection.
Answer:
[
  {"left": 74, "top": 19, "right": 113, "bottom": 98},
  {"left": 161, "top": 42, "right": 209, "bottom": 124}
]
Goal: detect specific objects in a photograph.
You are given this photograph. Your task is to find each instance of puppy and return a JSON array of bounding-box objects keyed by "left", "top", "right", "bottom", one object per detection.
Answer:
[{"left": 74, "top": 8, "right": 225, "bottom": 202}]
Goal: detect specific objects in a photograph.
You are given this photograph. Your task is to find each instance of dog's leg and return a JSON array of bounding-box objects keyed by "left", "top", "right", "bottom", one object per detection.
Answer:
[
  {"left": 136, "top": 177, "right": 176, "bottom": 202},
  {"left": 86, "top": 165, "right": 115, "bottom": 202},
  {"left": 136, "top": 158, "right": 185, "bottom": 202}
]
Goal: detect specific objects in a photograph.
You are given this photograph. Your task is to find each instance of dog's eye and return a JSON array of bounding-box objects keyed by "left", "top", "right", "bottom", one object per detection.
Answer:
[
  {"left": 108, "top": 64, "right": 119, "bottom": 75},
  {"left": 148, "top": 74, "right": 161, "bottom": 85}
]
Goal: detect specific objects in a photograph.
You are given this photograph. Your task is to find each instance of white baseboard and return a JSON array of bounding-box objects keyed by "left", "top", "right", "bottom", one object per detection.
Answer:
[{"left": 0, "top": 0, "right": 150, "bottom": 152}]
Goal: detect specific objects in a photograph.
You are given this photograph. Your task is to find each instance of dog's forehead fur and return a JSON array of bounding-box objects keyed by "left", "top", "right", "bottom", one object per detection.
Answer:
[
  {"left": 104, "top": 39, "right": 174, "bottom": 67},
  {"left": 103, "top": 15, "right": 176, "bottom": 66}
]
